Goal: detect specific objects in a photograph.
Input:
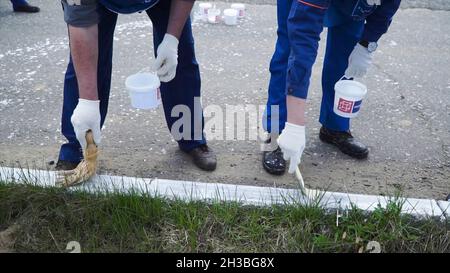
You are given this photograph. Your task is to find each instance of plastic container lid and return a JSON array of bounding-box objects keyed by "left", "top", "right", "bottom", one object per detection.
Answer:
[
  {"left": 231, "top": 3, "right": 245, "bottom": 9},
  {"left": 334, "top": 79, "right": 367, "bottom": 98},
  {"left": 125, "top": 73, "right": 160, "bottom": 93},
  {"left": 199, "top": 3, "right": 212, "bottom": 7}
]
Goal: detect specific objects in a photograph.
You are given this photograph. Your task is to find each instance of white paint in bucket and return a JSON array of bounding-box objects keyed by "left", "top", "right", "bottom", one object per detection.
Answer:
[
  {"left": 125, "top": 73, "right": 161, "bottom": 110},
  {"left": 231, "top": 3, "right": 246, "bottom": 18},
  {"left": 333, "top": 78, "right": 367, "bottom": 118},
  {"left": 223, "top": 8, "right": 238, "bottom": 26}
]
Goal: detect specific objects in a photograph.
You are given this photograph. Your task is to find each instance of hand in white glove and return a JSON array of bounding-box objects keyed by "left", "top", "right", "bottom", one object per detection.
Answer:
[
  {"left": 277, "top": 122, "right": 306, "bottom": 174},
  {"left": 71, "top": 99, "right": 101, "bottom": 151},
  {"left": 345, "top": 43, "right": 373, "bottom": 78},
  {"left": 366, "top": 0, "right": 381, "bottom": 6},
  {"left": 153, "top": 34, "right": 179, "bottom": 83}
]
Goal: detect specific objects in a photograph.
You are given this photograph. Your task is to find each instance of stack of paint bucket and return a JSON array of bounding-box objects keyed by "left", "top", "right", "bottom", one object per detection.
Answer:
[{"left": 195, "top": 2, "right": 246, "bottom": 26}]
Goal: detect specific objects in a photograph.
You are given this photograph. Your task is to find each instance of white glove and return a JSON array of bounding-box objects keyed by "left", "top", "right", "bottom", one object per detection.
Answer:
[
  {"left": 345, "top": 43, "right": 373, "bottom": 78},
  {"left": 153, "top": 34, "right": 179, "bottom": 83},
  {"left": 277, "top": 122, "right": 306, "bottom": 174},
  {"left": 71, "top": 99, "right": 101, "bottom": 151},
  {"left": 366, "top": 0, "right": 381, "bottom": 6}
]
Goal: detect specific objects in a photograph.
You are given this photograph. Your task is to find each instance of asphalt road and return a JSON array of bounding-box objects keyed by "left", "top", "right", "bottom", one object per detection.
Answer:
[{"left": 0, "top": 1, "right": 449, "bottom": 199}]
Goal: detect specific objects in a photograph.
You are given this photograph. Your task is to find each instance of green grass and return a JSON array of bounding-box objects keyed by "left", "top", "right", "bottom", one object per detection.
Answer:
[{"left": 0, "top": 182, "right": 448, "bottom": 253}]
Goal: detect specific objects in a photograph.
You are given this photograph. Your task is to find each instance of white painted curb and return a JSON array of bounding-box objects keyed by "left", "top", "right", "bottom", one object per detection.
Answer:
[{"left": 0, "top": 167, "right": 448, "bottom": 219}]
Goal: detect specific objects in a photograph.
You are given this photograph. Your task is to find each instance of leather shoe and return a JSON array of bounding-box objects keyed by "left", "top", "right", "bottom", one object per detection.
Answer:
[
  {"left": 55, "top": 160, "right": 79, "bottom": 171},
  {"left": 319, "top": 126, "right": 368, "bottom": 159},
  {"left": 13, "top": 4, "right": 40, "bottom": 13},
  {"left": 186, "top": 144, "right": 217, "bottom": 171},
  {"left": 262, "top": 138, "right": 286, "bottom": 175}
]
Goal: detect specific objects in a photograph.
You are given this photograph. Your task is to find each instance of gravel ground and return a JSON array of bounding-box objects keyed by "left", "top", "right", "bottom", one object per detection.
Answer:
[{"left": 0, "top": 1, "right": 449, "bottom": 200}]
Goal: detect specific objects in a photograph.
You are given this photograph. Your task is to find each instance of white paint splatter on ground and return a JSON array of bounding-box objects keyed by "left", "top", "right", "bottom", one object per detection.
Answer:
[
  {"left": 0, "top": 20, "right": 156, "bottom": 62},
  {"left": 115, "top": 20, "right": 153, "bottom": 33},
  {"left": 0, "top": 99, "right": 12, "bottom": 106},
  {"left": 1, "top": 38, "right": 69, "bottom": 58}
]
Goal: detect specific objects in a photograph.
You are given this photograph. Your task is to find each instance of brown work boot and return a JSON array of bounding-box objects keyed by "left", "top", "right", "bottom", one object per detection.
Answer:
[{"left": 185, "top": 144, "right": 217, "bottom": 171}]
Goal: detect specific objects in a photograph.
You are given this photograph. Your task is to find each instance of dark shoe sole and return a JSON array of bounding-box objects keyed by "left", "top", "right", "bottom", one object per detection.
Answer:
[
  {"left": 319, "top": 133, "right": 369, "bottom": 159},
  {"left": 262, "top": 152, "right": 285, "bottom": 175}
]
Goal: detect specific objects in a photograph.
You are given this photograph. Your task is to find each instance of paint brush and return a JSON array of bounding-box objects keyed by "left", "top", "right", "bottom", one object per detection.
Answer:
[
  {"left": 56, "top": 130, "right": 98, "bottom": 187},
  {"left": 295, "top": 166, "right": 308, "bottom": 195}
]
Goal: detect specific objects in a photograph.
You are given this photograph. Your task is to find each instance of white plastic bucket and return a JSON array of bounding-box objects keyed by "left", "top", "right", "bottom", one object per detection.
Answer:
[
  {"left": 207, "top": 8, "right": 221, "bottom": 24},
  {"left": 231, "top": 3, "right": 245, "bottom": 18},
  {"left": 198, "top": 2, "right": 212, "bottom": 16},
  {"left": 197, "top": 3, "right": 212, "bottom": 22},
  {"left": 125, "top": 73, "right": 161, "bottom": 110},
  {"left": 223, "top": 8, "right": 238, "bottom": 25},
  {"left": 333, "top": 78, "right": 367, "bottom": 118}
]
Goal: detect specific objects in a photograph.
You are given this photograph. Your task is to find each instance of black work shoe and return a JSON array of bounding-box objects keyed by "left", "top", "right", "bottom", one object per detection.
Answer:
[
  {"left": 319, "top": 126, "right": 369, "bottom": 159},
  {"left": 55, "top": 160, "right": 79, "bottom": 171},
  {"left": 186, "top": 144, "right": 217, "bottom": 171},
  {"left": 13, "top": 4, "right": 40, "bottom": 13},
  {"left": 262, "top": 139, "right": 286, "bottom": 175}
]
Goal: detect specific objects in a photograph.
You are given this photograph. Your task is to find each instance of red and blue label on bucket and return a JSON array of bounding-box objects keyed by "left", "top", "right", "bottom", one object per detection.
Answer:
[
  {"left": 337, "top": 98, "right": 362, "bottom": 114},
  {"left": 333, "top": 77, "right": 367, "bottom": 118}
]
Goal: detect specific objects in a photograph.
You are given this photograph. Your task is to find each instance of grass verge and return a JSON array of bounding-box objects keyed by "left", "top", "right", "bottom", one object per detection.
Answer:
[{"left": 0, "top": 182, "right": 448, "bottom": 253}]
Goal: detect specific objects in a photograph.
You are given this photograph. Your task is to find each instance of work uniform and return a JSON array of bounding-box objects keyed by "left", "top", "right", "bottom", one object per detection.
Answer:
[
  {"left": 10, "top": 0, "right": 30, "bottom": 8},
  {"left": 59, "top": 0, "right": 206, "bottom": 164},
  {"left": 263, "top": 0, "right": 401, "bottom": 133}
]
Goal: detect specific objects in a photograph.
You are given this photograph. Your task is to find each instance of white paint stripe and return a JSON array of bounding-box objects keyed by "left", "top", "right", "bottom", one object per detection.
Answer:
[{"left": 0, "top": 167, "right": 447, "bottom": 219}]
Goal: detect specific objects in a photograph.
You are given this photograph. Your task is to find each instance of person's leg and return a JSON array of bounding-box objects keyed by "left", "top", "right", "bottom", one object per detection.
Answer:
[
  {"left": 320, "top": 19, "right": 364, "bottom": 131},
  {"left": 58, "top": 5, "right": 118, "bottom": 165},
  {"left": 10, "top": 0, "right": 27, "bottom": 6},
  {"left": 146, "top": 1, "right": 206, "bottom": 152},
  {"left": 10, "top": 0, "right": 39, "bottom": 13},
  {"left": 262, "top": 0, "right": 293, "bottom": 175},
  {"left": 319, "top": 19, "right": 369, "bottom": 159},
  {"left": 146, "top": 1, "right": 216, "bottom": 171},
  {"left": 263, "top": 0, "right": 293, "bottom": 135}
]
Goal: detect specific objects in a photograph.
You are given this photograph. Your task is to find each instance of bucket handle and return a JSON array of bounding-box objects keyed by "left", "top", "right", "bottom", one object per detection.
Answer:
[
  {"left": 340, "top": 75, "right": 354, "bottom": 81},
  {"left": 138, "top": 66, "right": 156, "bottom": 74}
]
